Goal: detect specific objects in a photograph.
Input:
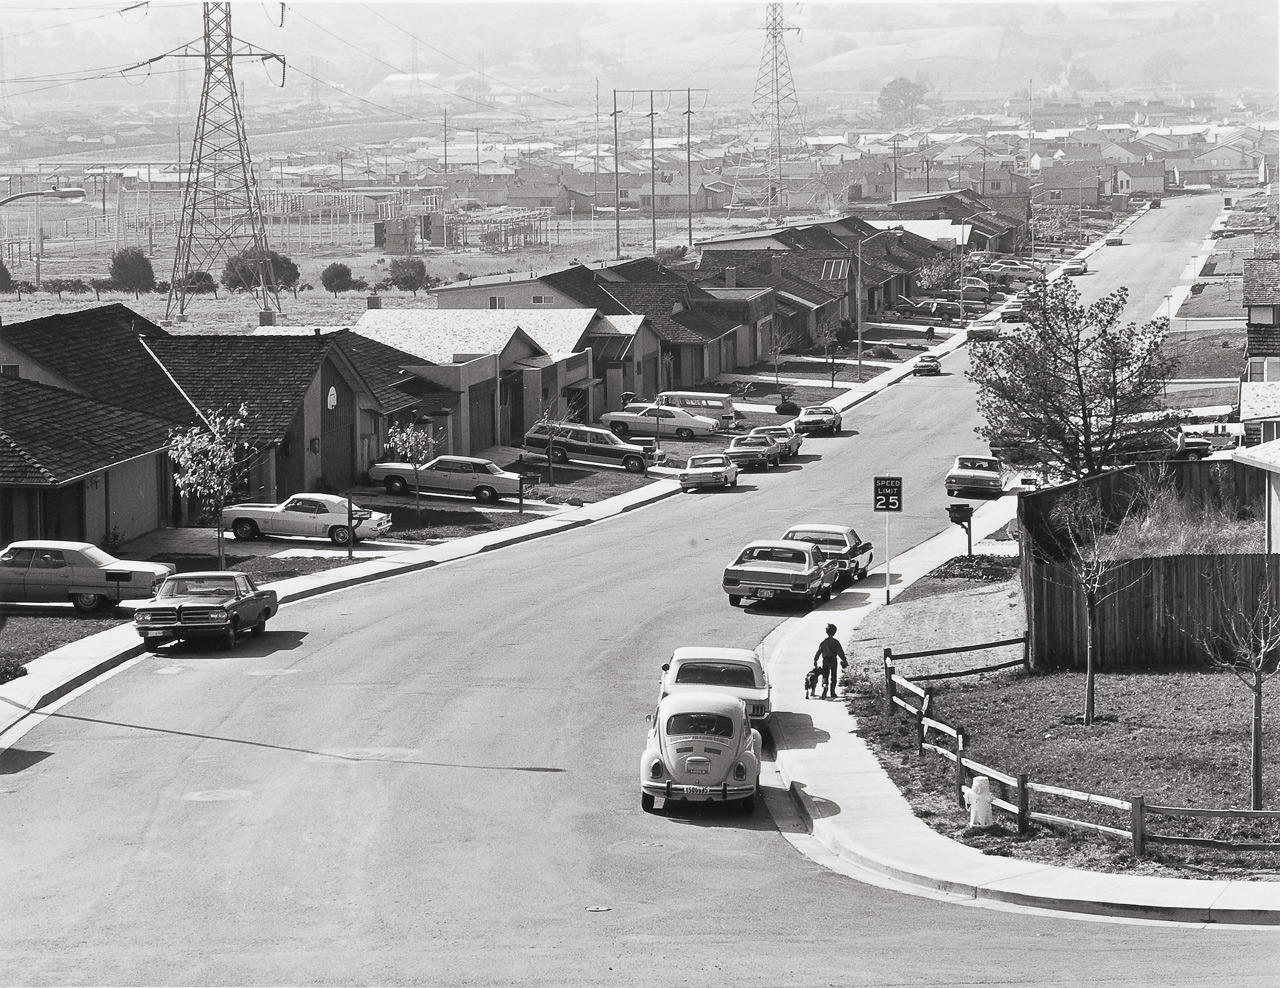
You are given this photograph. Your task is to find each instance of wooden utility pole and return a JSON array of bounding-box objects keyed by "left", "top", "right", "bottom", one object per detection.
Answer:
[
  {"left": 612, "top": 89, "right": 621, "bottom": 259},
  {"left": 648, "top": 90, "right": 657, "bottom": 256},
  {"left": 685, "top": 88, "right": 693, "bottom": 247}
]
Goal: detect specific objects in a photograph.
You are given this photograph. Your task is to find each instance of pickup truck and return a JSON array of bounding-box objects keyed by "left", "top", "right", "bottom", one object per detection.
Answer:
[
  {"left": 222, "top": 493, "right": 392, "bottom": 546},
  {"left": 722, "top": 539, "right": 839, "bottom": 608},
  {"left": 780, "top": 524, "right": 873, "bottom": 587},
  {"left": 134, "top": 571, "right": 277, "bottom": 651}
]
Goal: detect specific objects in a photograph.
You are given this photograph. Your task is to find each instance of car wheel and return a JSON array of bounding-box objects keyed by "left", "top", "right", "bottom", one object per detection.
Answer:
[
  {"left": 737, "top": 791, "right": 757, "bottom": 815},
  {"left": 728, "top": 594, "right": 742, "bottom": 607},
  {"left": 623, "top": 455, "right": 645, "bottom": 474},
  {"left": 641, "top": 792, "right": 655, "bottom": 813},
  {"left": 251, "top": 613, "right": 268, "bottom": 637},
  {"left": 610, "top": 422, "right": 629, "bottom": 437},
  {"left": 141, "top": 639, "right": 163, "bottom": 653},
  {"left": 220, "top": 624, "right": 237, "bottom": 650},
  {"left": 330, "top": 525, "right": 354, "bottom": 547},
  {"left": 729, "top": 477, "right": 738, "bottom": 488},
  {"left": 231, "top": 518, "right": 258, "bottom": 541},
  {"left": 385, "top": 476, "right": 408, "bottom": 496},
  {"left": 550, "top": 446, "right": 569, "bottom": 464},
  {"left": 675, "top": 427, "right": 694, "bottom": 441},
  {"left": 71, "top": 593, "right": 107, "bottom": 613},
  {"left": 474, "top": 486, "right": 498, "bottom": 504}
]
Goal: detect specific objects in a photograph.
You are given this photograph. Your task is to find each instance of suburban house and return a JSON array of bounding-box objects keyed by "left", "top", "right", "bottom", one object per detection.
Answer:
[
  {"left": 1114, "top": 163, "right": 1166, "bottom": 196},
  {"left": 1240, "top": 235, "right": 1280, "bottom": 445},
  {"left": 696, "top": 251, "right": 844, "bottom": 344},
  {"left": 1036, "top": 166, "right": 1105, "bottom": 207}
]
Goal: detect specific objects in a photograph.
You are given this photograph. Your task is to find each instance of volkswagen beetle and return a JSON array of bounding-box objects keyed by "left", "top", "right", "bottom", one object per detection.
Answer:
[{"left": 640, "top": 691, "right": 761, "bottom": 814}]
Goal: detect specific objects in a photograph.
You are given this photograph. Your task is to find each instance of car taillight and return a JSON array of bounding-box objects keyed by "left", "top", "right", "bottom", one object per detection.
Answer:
[
  {"left": 733, "top": 762, "right": 747, "bottom": 781},
  {"left": 792, "top": 580, "right": 807, "bottom": 591},
  {"left": 724, "top": 577, "right": 740, "bottom": 587},
  {"left": 649, "top": 762, "right": 664, "bottom": 779}
]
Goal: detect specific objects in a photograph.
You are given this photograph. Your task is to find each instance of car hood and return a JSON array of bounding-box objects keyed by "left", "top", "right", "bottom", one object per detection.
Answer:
[{"left": 136, "top": 594, "right": 236, "bottom": 610}]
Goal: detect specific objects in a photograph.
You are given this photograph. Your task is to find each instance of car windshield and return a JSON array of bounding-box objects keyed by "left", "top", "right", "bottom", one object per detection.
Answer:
[
  {"left": 666, "top": 712, "right": 735, "bottom": 738},
  {"left": 158, "top": 576, "right": 238, "bottom": 598},
  {"left": 480, "top": 462, "right": 504, "bottom": 475},
  {"left": 802, "top": 407, "right": 833, "bottom": 415},
  {"left": 957, "top": 458, "right": 999, "bottom": 472},
  {"left": 784, "top": 531, "right": 847, "bottom": 549},
  {"left": 687, "top": 456, "right": 726, "bottom": 469},
  {"left": 78, "top": 546, "right": 118, "bottom": 566},
  {"left": 737, "top": 546, "right": 807, "bottom": 565},
  {"left": 674, "top": 663, "right": 758, "bottom": 688},
  {"left": 733, "top": 437, "right": 768, "bottom": 447}
]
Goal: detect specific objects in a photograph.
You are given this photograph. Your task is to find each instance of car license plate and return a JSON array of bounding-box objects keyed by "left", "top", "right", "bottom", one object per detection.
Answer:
[
  {"left": 686, "top": 764, "right": 708, "bottom": 775},
  {"left": 686, "top": 786, "right": 710, "bottom": 794},
  {"left": 754, "top": 589, "right": 774, "bottom": 599},
  {"left": 141, "top": 630, "right": 165, "bottom": 637}
]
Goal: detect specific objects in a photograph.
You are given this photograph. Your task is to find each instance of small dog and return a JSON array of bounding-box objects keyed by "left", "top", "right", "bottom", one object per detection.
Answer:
[{"left": 804, "top": 667, "right": 822, "bottom": 699}]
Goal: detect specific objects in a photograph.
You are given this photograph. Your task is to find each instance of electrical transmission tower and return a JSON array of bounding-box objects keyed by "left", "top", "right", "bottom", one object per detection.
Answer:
[
  {"left": 732, "top": 3, "right": 805, "bottom": 219},
  {"left": 165, "top": 3, "right": 284, "bottom": 320}
]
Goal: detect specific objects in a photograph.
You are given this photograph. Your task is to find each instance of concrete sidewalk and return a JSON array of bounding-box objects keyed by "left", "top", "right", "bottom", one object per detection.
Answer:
[{"left": 761, "top": 495, "right": 1280, "bottom": 926}]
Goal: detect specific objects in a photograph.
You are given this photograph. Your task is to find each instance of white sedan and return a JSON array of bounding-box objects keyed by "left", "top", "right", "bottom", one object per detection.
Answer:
[
  {"left": 600, "top": 403, "right": 719, "bottom": 440},
  {"left": 659, "top": 646, "right": 772, "bottom": 729},
  {"left": 222, "top": 493, "right": 392, "bottom": 546},
  {"left": 679, "top": 453, "right": 739, "bottom": 491},
  {"left": 368, "top": 455, "right": 527, "bottom": 503}
]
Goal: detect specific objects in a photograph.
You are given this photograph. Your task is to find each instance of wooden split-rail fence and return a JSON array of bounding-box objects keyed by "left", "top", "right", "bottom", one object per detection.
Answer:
[{"left": 882, "top": 640, "right": 1280, "bottom": 857}]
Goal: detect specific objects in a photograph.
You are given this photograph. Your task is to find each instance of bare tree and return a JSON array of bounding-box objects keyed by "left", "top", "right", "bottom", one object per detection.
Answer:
[
  {"left": 1049, "top": 484, "right": 1149, "bottom": 726},
  {"left": 1190, "top": 564, "right": 1280, "bottom": 810},
  {"left": 765, "top": 329, "right": 803, "bottom": 394},
  {"left": 814, "top": 320, "right": 840, "bottom": 388},
  {"left": 385, "top": 421, "right": 440, "bottom": 527},
  {"left": 168, "top": 404, "right": 258, "bottom": 571}
]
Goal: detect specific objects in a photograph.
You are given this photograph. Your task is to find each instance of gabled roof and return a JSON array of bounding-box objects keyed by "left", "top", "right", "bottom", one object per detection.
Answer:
[
  {"left": 352, "top": 310, "right": 560, "bottom": 365},
  {"left": 600, "top": 258, "right": 687, "bottom": 284},
  {"left": 1244, "top": 258, "right": 1280, "bottom": 306},
  {"left": 0, "top": 376, "right": 173, "bottom": 487},
  {"left": 1116, "top": 163, "right": 1165, "bottom": 178},
  {"left": 597, "top": 282, "right": 738, "bottom": 346},
  {"left": 148, "top": 336, "right": 335, "bottom": 444},
  {"left": 0, "top": 303, "right": 195, "bottom": 424},
  {"left": 538, "top": 265, "right": 632, "bottom": 314},
  {"left": 698, "top": 249, "right": 851, "bottom": 295}
]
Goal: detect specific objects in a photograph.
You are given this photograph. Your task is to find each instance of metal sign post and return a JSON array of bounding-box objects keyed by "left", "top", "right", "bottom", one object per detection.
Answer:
[{"left": 873, "top": 476, "right": 903, "bottom": 605}]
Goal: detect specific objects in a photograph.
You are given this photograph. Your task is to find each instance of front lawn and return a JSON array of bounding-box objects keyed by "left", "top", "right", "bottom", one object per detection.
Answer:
[
  {"left": 1164, "top": 330, "right": 1245, "bottom": 378},
  {"left": 493, "top": 456, "right": 655, "bottom": 503},
  {"left": 849, "top": 562, "right": 1280, "bottom": 880},
  {"left": 1177, "top": 281, "right": 1248, "bottom": 318}
]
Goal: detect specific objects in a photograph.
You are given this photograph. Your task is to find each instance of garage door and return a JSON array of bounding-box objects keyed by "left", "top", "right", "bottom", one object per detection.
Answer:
[{"left": 469, "top": 386, "right": 496, "bottom": 452}]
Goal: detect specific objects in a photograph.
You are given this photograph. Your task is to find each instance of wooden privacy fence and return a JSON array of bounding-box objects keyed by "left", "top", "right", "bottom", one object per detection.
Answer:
[
  {"left": 1025, "top": 553, "right": 1280, "bottom": 670},
  {"left": 882, "top": 654, "right": 1280, "bottom": 856}
]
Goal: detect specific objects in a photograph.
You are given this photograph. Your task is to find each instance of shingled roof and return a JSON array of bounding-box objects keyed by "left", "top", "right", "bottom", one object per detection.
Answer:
[
  {"left": 0, "top": 303, "right": 196, "bottom": 424},
  {"left": 0, "top": 376, "right": 174, "bottom": 487},
  {"left": 148, "top": 336, "right": 337, "bottom": 445},
  {"left": 598, "top": 282, "right": 737, "bottom": 345},
  {"left": 538, "top": 265, "right": 632, "bottom": 314},
  {"left": 1244, "top": 258, "right": 1280, "bottom": 306}
]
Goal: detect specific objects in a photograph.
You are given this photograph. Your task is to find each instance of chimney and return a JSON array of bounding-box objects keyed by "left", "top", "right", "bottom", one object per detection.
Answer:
[
  {"left": 771, "top": 256, "right": 783, "bottom": 277},
  {"left": 725, "top": 265, "right": 736, "bottom": 288},
  {"left": 366, "top": 294, "right": 382, "bottom": 310},
  {"left": 313, "top": 326, "right": 321, "bottom": 338}
]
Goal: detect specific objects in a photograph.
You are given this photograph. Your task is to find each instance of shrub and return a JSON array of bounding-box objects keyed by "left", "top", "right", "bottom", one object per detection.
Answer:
[
  {"left": 867, "top": 344, "right": 898, "bottom": 360},
  {"left": 0, "top": 259, "right": 12, "bottom": 293},
  {"left": 389, "top": 256, "right": 428, "bottom": 295},
  {"left": 221, "top": 248, "right": 300, "bottom": 292},
  {"left": 320, "top": 262, "right": 354, "bottom": 297},
  {"left": 0, "top": 655, "right": 27, "bottom": 686},
  {"left": 109, "top": 247, "right": 155, "bottom": 297}
]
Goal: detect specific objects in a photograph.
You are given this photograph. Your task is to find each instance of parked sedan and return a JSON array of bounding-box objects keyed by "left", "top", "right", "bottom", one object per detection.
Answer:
[
  {"left": 678, "top": 453, "right": 739, "bottom": 491},
  {"left": 722, "top": 539, "right": 839, "bottom": 608},
  {"left": 134, "top": 571, "right": 278, "bottom": 651},
  {"left": 723, "top": 434, "right": 781, "bottom": 470},
  {"left": 794, "top": 405, "right": 842, "bottom": 435},
  {"left": 659, "top": 646, "right": 772, "bottom": 730},
  {"left": 912, "top": 354, "right": 942, "bottom": 376},
  {"left": 748, "top": 424, "right": 803, "bottom": 458},
  {"left": 1061, "top": 258, "right": 1088, "bottom": 276},
  {"left": 599, "top": 403, "right": 719, "bottom": 440},
  {"left": 945, "top": 455, "right": 1007, "bottom": 498},
  {"left": 222, "top": 493, "right": 392, "bottom": 546},
  {"left": 0, "top": 540, "right": 175, "bottom": 613},
  {"left": 368, "top": 455, "right": 527, "bottom": 503},
  {"left": 780, "top": 524, "right": 874, "bottom": 587},
  {"left": 640, "top": 691, "right": 761, "bottom": 814}
]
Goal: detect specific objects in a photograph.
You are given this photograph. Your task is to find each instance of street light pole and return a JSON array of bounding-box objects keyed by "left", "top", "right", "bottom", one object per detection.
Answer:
[{"left": 0, "top": 186, "right": 86, "bottom": 289}]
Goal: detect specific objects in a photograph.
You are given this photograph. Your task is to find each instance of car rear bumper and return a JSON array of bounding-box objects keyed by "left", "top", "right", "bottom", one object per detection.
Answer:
[
  {"left": 642, "top": 780, "right": 756, "bottom": 802},
  {"left": 723, "top": 583, "right": 814, "bottom": 601}
]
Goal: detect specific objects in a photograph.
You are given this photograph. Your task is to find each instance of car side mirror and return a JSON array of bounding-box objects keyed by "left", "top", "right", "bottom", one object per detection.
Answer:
[
  {"left": 661, "top": 663, "right": 670, "bottom": 672},
  {"left": 645, "top": 713, "right": 653, "bottom": 724}
]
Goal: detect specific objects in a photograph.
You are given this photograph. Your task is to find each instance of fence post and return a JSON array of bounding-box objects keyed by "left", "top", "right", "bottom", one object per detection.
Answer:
[
  {"left": 883, "top": 649, "right": 895, "bottom": 717},
  {"left": 1021, "top": 635, "right": 1031, "bottom": 672},
  {"left": 954, "top": 729, "right": 967, "bottom": 808},
  {"left": 1016, "top": 773, "right": 1029, "bottom": 835},
  {"left": 1131, "top": 796, "right": 1145, "bottom": 859}
]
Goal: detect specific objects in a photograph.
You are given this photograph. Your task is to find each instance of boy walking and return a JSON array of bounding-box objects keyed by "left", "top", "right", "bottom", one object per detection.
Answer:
[{"left": 813, "top": 623, "right": 848, "bottom": 699}]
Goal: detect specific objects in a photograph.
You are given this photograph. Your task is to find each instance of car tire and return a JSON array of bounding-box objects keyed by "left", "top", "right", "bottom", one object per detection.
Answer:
[
  {"left": 141, "top": 639, "right": 163, "bottom": 653},
  {"left": 219, "top": 624, "right": 236, "bottom": 650},
  {"left": 675, "top": 428, "right": 694, "bottom": 441},
  {"left": 231, "top": 518, "right": 259, "bottom": 541},
  {"left": 385, "top": 476, "right": 408, "bottom": 496},
  {"left": 641, "top": 792, "right": 655, "bottom": 813},
  {"left": 729, "top": 477, "right": 738, "bottom": 488},
  {"left": 728, "top": 594, "right": 742, "bottom": 607},
  {"left": 623, "top": 455, "right": 644, "bottom": 474},
  {"left": 610, "top": 422, "right": 629, "bottom": 437},
  {"left": 330, "top": 525, "right": 354, "bottom": 547},
  {"left": 251, "top": 613, "right": 268, "bottom": 637},
  {"left": 550, "top": 446, "right": 569, "bottom": 465},
  {"left": 737, "top": 791, "right": 757, "bottom": 815},
  {"left": 71, "top": 593, "right": 107, "bottom": 613},
  {"left": 474, "top": 486, "right": 498, "bottom": 504}
]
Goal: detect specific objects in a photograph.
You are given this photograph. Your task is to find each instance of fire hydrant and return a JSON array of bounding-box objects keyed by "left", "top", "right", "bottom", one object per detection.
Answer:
[{"left": 965, "top": 776, "right": 994, "bottom": 827}]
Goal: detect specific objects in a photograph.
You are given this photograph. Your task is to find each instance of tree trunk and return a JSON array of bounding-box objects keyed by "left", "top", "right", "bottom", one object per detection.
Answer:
[
  {"left": 412, "top": 467, "right": 422, "bottom": 526},
  {"left": 1084, "top": 593, "right": 1098, "bottom": 726},
  {"left": 1253, "top": 676, "right": 1264, "bottom": 811}
]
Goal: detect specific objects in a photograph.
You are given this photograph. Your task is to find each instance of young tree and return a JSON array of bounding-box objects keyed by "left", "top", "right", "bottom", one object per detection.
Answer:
[
  {"left": 220, "top": 248, "right": 300, "bottom": 294},
  {"left": 321, "top": 262, "right": 355, "bottom": 297},
  {"left": 765, "top": 329, "right": 803, "bottom": 394},
  {"left": 967, "top": 277, "right": 1175, "bottom": 482},
  {"left": 184, "top": 270, "right": 218, "bottom": 296},
  {"left": 384, "top": 421, "right": 439, "bottom": 527},
  {"left": 1190, "top": 565, "right": 1280, "bottom": 810},
  {"left": 915, "top": 254, "right": 962, "bottom": 292},
  {"left": 109, "top": 247, "right": 155, "bottom": 298},
  {"left": 43, "top": 278, "right": 68, "bottom": 301},
  {"left": 1049, "top": 485, "right": 1148, "bottom": 726},
  {"left": 168, "top": 404, "right": 258, "bottom": 571},
  {"left": 814, "top": 320, "right": 841, "bottom": 388},
  {"left": 388, "top": 257, "right": 430, "bottom": 295}
]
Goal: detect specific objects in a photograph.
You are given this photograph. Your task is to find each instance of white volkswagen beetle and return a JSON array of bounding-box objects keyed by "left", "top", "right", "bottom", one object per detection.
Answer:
[{"left": 640, "top": 691, "right": 761, "bottom": 814}]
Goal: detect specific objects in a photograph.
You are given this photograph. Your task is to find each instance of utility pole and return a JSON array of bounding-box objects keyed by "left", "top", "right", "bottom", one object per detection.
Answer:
[
  {"left": 733, "top": 4, "right": 802, "bottom": 219},
  {"left": 648, "top": 91, "right": 657, "bottom": 257},
  {"left": 685, "top": 88, "right": 694, "bottom": 247},
  {"left": 594, "top": 77, "right": 600, "bottom": 201},
  {"left": 612, "top": 89, "right": 621, "bottom": 260},
  {"left": 443, "top": 109, "right": 448, "bottom": 177},
  {"left": 892, "top": 136, "right": 899, "bottom": 201}
]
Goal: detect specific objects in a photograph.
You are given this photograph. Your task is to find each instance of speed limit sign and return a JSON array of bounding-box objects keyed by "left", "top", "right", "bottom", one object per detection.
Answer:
[{"left": 873, "top": 476, "right": 903, "bottom": 512}]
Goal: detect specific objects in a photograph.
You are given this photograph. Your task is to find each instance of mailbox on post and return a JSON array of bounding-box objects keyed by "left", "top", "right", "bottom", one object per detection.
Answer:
[{"left": 947, "top": 502, "right": 974, "bottom": 557}]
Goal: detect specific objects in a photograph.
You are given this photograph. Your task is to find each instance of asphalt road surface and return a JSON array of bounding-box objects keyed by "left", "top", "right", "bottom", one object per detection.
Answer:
[{"left": 4, "top": 193, "right": 1276, "bottom": 986}]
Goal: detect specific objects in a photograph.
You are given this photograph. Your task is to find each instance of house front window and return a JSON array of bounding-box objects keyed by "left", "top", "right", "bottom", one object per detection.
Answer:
[
  {"left": 489, "top": 296, "right": 505, "bottom": 309},
  {"left": 1049, "top": 190, "right": 1063, "bottom": 201}
]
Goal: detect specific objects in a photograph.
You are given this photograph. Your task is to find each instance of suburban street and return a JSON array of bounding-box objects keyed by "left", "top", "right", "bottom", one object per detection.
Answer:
[{"left": 3, "top": 193, "right": 1277, "bottom": 985}]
